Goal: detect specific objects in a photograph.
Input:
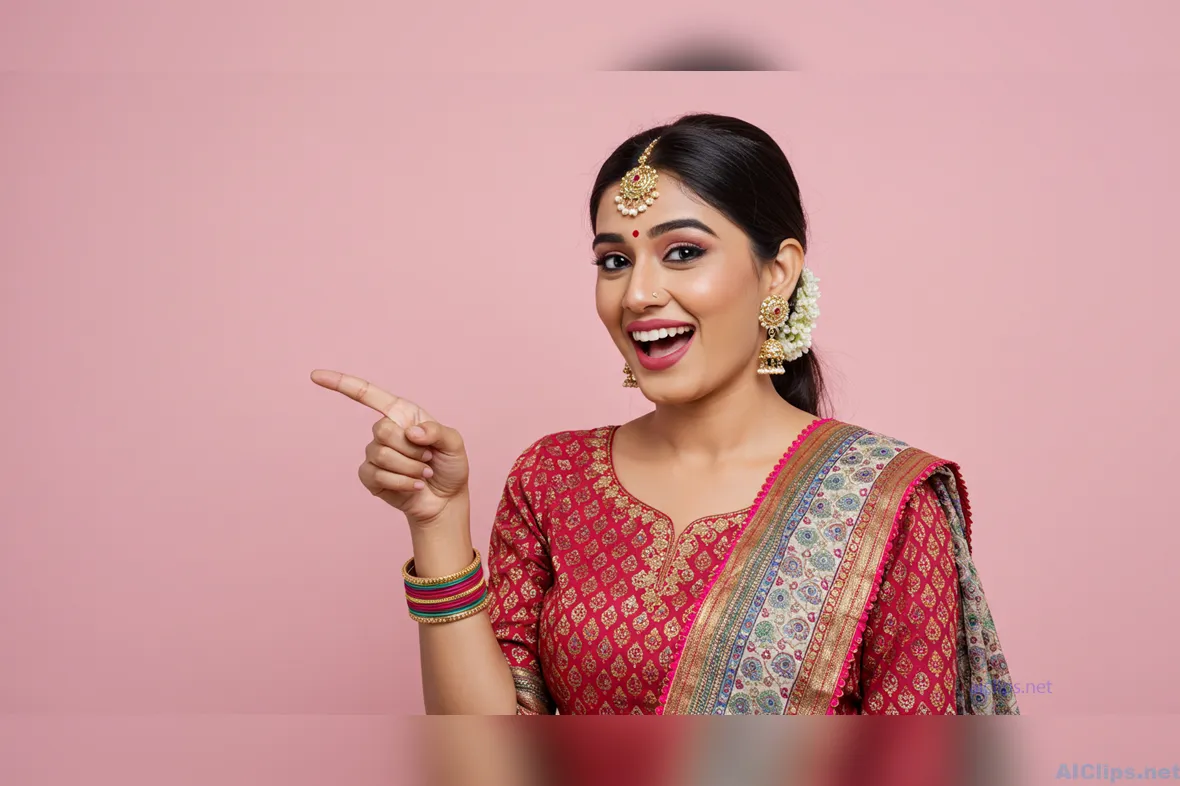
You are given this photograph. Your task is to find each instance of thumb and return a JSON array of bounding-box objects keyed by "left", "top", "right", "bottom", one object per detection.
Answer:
[{"left": 405, "top": 420, "right": 465, "bottom": 455}]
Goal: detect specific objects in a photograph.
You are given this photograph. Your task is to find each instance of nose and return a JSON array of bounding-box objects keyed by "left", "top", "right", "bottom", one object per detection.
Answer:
[{"left": 620, "top": 257, "right": 666, "bottom": 313}]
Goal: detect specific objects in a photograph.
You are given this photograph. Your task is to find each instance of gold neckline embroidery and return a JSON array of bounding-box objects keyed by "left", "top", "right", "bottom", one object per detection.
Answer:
[
  {"left": 588, "top": 426, "right": 751, "bottom": 610},
  {"left": 602, "top": 424, "right": 755, "bottom": 536}
]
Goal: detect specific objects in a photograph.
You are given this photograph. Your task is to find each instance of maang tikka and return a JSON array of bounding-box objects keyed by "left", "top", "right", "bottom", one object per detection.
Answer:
[
  {"left": 616, "top": 139, "right": 661, "bottom": 387},
  {"left": 615, "top": 138, "right": 661, "bottom": 217}
]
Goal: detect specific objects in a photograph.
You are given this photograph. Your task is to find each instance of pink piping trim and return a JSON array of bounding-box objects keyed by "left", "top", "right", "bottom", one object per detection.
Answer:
[
  {"left": 824, "top": 457, "right": 956, "bottom": 714},
  {"left": 655, "top": 416, "right": 832, "bottom": 715}
]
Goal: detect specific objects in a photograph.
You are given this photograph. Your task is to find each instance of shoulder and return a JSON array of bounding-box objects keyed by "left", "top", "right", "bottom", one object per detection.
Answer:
[
  {"left": 832, "top": 419, "right": 971, "bottom": 540},
  {"left": 506, "top": 426, "right": 616, "bottom": 480},
  {"left": 829, "top": 419, "right": 952, "bottom": 473},
  {"left": 832, "top": 419, "right": 918, "bottom": 453},
  {"left": 825, "top": 419, "right": 963, "bottom": 513},
  {"left": 497, "top": 427, "right": 616, "bottom": 530}
]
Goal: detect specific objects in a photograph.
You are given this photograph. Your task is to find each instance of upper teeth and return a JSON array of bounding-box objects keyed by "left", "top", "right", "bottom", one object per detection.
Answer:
[{"left": 631, "top": 325, "right": 693, "bottom": 342}]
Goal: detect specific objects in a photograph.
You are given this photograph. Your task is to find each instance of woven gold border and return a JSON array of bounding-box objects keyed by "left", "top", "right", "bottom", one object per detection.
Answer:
[{"left": 786, "top": 448, "right": 940, "bottom": 714}]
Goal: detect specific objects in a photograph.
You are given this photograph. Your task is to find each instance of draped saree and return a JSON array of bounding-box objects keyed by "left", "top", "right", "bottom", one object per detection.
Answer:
[
  {"left": 487, "top": 418, "right": 1019, "bottom": 715},
  {"left": 658, "top": 419, "right": 1017, "bottom": 715}
]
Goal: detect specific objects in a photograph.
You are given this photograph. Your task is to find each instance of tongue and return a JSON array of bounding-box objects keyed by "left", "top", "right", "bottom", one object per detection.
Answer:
[{"left": 648, "top": 333, "right": 691, "bottom": 358}]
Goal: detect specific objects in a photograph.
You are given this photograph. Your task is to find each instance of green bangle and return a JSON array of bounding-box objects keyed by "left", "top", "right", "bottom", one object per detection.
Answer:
[{"left": 408, "top": 590, "right": 493, "bottom": 625}]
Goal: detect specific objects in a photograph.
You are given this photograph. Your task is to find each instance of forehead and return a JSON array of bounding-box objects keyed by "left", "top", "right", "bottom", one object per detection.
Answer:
[{"left": 594, "top": 172, "right": 730, "bottom": 235}]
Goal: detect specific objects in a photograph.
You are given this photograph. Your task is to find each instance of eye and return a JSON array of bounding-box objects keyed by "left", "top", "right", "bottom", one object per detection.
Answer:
[
  {"left": 593, "top": 253, "right": 631, "bottom": 271},
  {"left": 665, "top": 244, "right": 705, "bottom": 263}
]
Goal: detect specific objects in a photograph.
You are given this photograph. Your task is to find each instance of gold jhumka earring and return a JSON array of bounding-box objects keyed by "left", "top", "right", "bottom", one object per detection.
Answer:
[
  {"left": 757, "top": 294, "right": 790, "bottom": 375},
  {"left": 614, "top": 138, "right": 661, "bottom": 217},
  {"left": 622, "top": 363, "right": 639, "bottom": 387}
]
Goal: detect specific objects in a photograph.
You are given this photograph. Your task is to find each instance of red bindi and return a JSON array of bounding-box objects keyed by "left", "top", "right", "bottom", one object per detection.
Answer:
[{"left": 632, "top": 230, "right": 640, "bottom": 238}]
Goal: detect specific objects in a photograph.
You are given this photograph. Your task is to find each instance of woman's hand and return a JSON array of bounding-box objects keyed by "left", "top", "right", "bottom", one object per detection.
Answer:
[{"left": 311, "top": 369, "right": 469, "bottom": 528}]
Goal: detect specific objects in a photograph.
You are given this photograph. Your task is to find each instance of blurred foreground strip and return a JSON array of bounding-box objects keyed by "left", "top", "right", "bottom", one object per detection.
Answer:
[{"left": 409, "top": 716, "right": 1021, "bottom": 786}]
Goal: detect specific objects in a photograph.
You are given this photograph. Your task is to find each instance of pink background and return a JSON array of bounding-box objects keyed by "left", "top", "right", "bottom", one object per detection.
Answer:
[
  {"left": 2, "top": 1, "right": 1179, "bottom": 782},
  {"left": 2, "top": 0, "right": 1179, "bottom": 72}
]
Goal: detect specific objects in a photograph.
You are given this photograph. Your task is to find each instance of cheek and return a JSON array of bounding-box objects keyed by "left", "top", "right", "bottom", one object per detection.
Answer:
[
  {"left": 681, "top": 261, "right": 752, "bottom": 316},
  {"left": 595, "top": 279, "right": 621, "bottom": 323},
  {"left": 679, "top": 265, "right": 762, "bottom": 354}
]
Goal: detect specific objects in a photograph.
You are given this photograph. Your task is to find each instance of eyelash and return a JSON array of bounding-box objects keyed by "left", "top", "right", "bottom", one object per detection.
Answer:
[{"left": 592, "top": 243, "right": 706, "bottom": 270}]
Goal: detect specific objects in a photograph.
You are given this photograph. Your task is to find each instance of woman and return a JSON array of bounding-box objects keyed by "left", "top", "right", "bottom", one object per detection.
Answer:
[{"left": 311, "top": 114, "right": 1019, "bottom": 715}]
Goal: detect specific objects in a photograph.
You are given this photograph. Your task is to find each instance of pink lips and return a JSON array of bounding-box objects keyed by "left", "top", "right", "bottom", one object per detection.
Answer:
[
  {"left": 625, "top": 319, "right": 697, "bottom": 373},
  {"left": 632, "top": 323, "right": 693, "bottom": 372},
  {"left": 633, "top": 331, "right": 694, "bottom": 371}
]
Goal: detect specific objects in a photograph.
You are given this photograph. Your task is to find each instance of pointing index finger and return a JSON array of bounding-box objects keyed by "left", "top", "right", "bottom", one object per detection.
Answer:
[{"left": 310, "top": 369, "right": 406, "bottom": 423}]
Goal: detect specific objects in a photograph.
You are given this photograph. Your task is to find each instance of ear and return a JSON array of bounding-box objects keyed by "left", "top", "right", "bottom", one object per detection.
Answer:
[{"left": 763, "top": 238, "right": 805, "bottom": 298}]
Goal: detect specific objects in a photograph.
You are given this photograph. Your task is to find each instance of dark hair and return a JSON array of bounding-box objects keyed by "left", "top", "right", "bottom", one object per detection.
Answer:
[{"left": 589, "top": 114, "right": 829, "bottom": 416}]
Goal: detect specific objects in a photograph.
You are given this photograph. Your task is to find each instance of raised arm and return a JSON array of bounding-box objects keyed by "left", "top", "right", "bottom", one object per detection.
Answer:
[{"left": 311, "top": 369, "right": 515, "bottom": 714}]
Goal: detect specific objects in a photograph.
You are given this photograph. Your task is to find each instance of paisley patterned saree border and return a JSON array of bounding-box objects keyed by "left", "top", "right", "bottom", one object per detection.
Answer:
[{"left": 787, "top": 448, "right": 946, "bottom": 714}]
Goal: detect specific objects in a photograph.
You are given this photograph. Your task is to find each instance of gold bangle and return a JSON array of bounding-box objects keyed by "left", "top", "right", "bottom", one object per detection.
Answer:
[
  {"left": 408, "top": 591, "right": 493, "bottom": 625},
  {"left": 402, "top": 548, "right": 482, "bottom": 587},
  {"left": 406, "top": 579, "right": 487, "bottom": 605}
]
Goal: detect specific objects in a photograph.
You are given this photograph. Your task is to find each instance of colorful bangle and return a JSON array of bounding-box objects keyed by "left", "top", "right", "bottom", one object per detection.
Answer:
[
  {"left": 406, "top": 580, "right": 486, "bottom": 606},
  {"left": 410, "top": 589, "right": 486, "bottom": 615},
  {"left": 403, "top": 549, "right": 492, "bottom": 624},
  {"left": 408, "top": 589, "right": 493, "bottom": 625},
  {"left": 402, "top": 549, "right": 482, "bottom": 587},
  {"left": 404, "top": 569, "right": 484, "bottom": 601}
]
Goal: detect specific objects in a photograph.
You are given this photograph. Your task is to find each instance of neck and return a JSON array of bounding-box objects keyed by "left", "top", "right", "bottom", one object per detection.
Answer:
[{"left": 644, "top": 374, "right": 815, "bottom": 462}]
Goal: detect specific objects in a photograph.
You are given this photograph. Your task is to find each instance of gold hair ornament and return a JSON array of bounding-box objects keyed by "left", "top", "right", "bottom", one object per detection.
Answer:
[{"left": 615, "top": 138, "right": 661, "bottom": 217}]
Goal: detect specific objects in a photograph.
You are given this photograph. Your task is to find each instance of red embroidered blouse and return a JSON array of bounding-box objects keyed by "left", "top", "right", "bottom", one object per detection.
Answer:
[{"left": 487, "top": 427, "right": 960, "bottom": 715}]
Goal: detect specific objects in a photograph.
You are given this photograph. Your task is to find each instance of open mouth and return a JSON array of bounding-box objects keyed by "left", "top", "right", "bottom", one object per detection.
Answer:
[{"left": 631, "top": 325, "right": 696, "bottom": 358}]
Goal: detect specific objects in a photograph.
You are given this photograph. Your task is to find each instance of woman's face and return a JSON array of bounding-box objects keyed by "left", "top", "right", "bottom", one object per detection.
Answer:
[{"left": 593, "top": 173, "right": 801, "bottom": 404}]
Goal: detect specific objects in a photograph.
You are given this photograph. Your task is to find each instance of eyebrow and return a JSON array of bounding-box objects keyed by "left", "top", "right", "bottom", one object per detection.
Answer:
[{"left": 592, "top": 218, "right": 719, "bottom": 248}]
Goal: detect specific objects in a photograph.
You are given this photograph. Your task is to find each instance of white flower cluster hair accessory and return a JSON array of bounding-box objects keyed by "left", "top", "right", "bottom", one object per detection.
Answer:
[{"left": 778, "top": 268, "right": 821, "bottom": 362}]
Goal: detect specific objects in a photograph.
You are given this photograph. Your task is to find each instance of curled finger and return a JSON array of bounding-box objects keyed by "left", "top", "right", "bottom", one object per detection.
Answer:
[
  {"left": 365, "top": 441, "right": 434, "bottom": 479},
  {"left": 371, "top": 417, "right": 433, "bottom": 461},
  {"left": 359, "top": 461, "right": 425, "bottom": 493}
]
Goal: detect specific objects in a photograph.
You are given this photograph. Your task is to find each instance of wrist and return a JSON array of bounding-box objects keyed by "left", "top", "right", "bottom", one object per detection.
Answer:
[
  {"left": 408, "top": 493, "right": 476, "bottom": 579},
  {"left": 406, "top": 487, "right": 471, "bottom": 531}
]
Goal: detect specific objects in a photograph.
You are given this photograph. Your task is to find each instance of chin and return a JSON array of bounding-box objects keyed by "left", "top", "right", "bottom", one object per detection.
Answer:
[{"left": 635, "top": 377, "right": 705, "bottom": 405}]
